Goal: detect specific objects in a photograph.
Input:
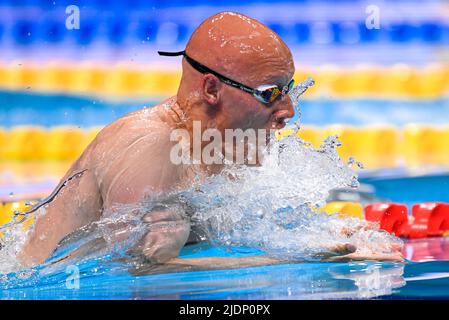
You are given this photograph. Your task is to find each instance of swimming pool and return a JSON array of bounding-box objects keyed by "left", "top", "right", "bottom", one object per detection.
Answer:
[
  {"left": 0, "top": 233, "right": 448, "bottom": 299},
  {"left": 1, "top": 91, "right": 449, "bottom": 300}
]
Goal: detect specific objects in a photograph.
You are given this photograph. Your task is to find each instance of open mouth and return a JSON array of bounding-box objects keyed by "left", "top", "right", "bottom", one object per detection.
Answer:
[
  {"left": 271, "top": 116, "right": 290, "bottom": 130},
  {"left": 269, "top": 108, "right": 294, "bottom": 130}
]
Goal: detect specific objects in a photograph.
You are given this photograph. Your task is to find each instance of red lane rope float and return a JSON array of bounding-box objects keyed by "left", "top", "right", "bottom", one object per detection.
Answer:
[
  {"left": 365, "top": 202, "right": 449, "bottom": 238},
  {"left": 411, "top": 202, "right": 449, "bottom": 237},
  {"left": 365, "top": 203, "right": 409, "bottom": 236}
]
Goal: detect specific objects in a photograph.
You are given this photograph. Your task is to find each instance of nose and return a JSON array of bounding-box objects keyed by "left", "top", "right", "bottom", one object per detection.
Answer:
[{"left": 272, "top": 94, "right": 295, "bottom": 119}]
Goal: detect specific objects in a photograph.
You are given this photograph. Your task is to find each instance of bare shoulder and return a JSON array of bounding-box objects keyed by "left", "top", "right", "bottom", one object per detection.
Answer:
[{"left": 87, "top": 98, "right": 187, "bottom": 206}]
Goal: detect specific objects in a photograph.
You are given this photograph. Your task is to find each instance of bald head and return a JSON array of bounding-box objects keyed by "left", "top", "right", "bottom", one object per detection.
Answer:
[
  {"left": 175, "top": 11, "right": 295, "bottom": 134},
  {"left": 185, "top": 12, "right": 294, "bottom": 87}
]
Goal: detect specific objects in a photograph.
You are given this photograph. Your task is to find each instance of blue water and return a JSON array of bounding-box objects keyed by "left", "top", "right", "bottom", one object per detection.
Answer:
[
  {"left": 1, "top": 90, "right": 449, "bottom": 299},
  {"left": 1, "top": 238, "right": 448, "bottom": 300}
]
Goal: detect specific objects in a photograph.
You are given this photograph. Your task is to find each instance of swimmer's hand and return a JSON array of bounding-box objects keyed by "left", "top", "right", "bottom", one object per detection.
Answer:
[
  {"left": 316, "top": 242, "right": 404, "bottom": 262},
  {"left": 317, "top": 220, "right": 405, "bottom": 262},
  {"left": 326, "top": 251, "right": 404, "bottom": 262}
]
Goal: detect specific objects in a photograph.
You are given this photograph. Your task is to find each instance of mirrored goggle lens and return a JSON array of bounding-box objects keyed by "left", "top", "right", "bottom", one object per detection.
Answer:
[{"left": 258, "top": 87, "right": 281, "bottom": 103}]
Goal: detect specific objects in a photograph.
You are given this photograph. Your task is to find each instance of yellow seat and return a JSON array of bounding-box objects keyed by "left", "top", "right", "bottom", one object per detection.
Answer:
[
  {"left": 0, "top": 127, "right": 6, "bottom": 158},
  {"left": 402, "top": 125, "right": 447, "bottom": 168},
  {"left": 44, "top": 126, "right": 85, "bottom": 161},
  {"left": 320, "top": 201, "right": 364, "bottom": 219},
  {"left": 323, "top": 125, "right": 361, "bottom": 163},
  {"left": 332, "top": 68, "right": 381, "bottom": 97},
  {"left": 0, "top": 201, "right": 35, "bottom": 236},
  {"left": 71, "top": 64, "right": 107, "bottom": 96},
  {"left": 378, "top": 64, "right": 414, "bottom": 98},
  {"left": 36, "top": 64, "right": 75, "bottom": 93},
  {"left": 443, "top": 66, "right": 449, "bottom": 95},
  {"left": 356, "top": 126, "right": 399, "bottom": 169},
  {"left": 412, "top": 66, "right": 446, "bottom": 98},
  {"left": 1, "top": 126, "right": 48, "bottom": 161},
  {"left": 2, "top": 64, "right": 445, "bottom": 99},
  {"left": 296, "top": 125, "right": 322, "bottom": 148},
  {"left": 0, "top": 64, "right": 8, "bottom": 89},
  {"left": 104, "top": 66, "right": 143, "bottom": 98},
  {"left": 3, "top": 64, "right": 39, "bottom": 91},
  {"left": 139, "top": 71, "right": 181, "bottom": 98},
  {"left": 306, "top": 65, "right": 342, "bottom": 98},
  {"left": 439, "top": 127, "right": 449, "bottom": 167}
]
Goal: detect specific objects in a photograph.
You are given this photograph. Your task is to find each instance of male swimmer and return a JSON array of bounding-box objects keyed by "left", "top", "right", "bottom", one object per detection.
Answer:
[{"left": 16, "top": 12, "right": 403, "bottom": 269}]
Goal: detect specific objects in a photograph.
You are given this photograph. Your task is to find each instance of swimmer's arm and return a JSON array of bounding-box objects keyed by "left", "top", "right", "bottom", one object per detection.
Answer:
[
  {"left": 130, "top": 208, "right": 192, "bottom": 264},
  {"left": 130, "top": 256, "right": 285, "bottom": 275},
  {"left": 168, "top": 256, "right": 283, "bottom": 269},
  {"left": 160, "top": 244, "right": 404, "bottom": 273},
  {"left": 133, "top": 218, "right": 403, "bottom": 275},
  {"left": 131, "top": 240, "right": 403, "bottom": 276},
  {"left": 17, "top": 168, "right": 102, "bottom": 267}
]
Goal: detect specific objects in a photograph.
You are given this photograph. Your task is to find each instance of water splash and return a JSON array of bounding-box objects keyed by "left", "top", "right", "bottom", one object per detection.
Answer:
[
  {"left": 181, "top": 134, "right": 401, "bottom": 260},
  {"left": 0, "top": 212, "right": 37, "bottom": 274},
  {"left": 289, "top": 77, "right": 315, "bottom": 131},
  {"left": 289, "top": 77, "right": 315, "bottom": 108}
]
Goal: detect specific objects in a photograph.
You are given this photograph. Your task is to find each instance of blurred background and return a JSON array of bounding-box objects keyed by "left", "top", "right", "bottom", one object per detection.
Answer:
[{"left": 0, "top": 0, "right": 449, "bottom": 206}]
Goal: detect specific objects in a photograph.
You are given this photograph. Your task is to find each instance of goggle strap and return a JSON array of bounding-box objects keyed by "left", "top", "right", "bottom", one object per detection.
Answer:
[
  {"left": 158, "top": 49, "right": 295, "bottom": 105},
  {"left": 158, "top": 50, "right": 186, "bottom": 57}
]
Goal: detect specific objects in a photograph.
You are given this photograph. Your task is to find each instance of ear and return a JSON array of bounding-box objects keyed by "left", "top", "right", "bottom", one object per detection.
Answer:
[{"left": 201, "top": 74, "right": 221, "bottom": 105}]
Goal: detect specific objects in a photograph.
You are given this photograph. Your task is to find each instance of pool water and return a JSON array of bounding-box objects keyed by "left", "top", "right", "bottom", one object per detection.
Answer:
[{"left": 0, "top": 237, "right": 448, "bottom": 300}]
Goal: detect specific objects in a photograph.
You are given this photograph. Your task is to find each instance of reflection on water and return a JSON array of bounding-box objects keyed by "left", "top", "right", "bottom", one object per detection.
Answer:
[
  {"left": 0, "top": 243, "right": 405, "bottom": 300},
  {"left": 133, "top": 261, "right": 405, "bottom": 300},
  {"left": 328, "top": 262, "right": 405, "bottom": 299},
  {"left": 0, "top": 239, "right": 449, "bottom": 299},
  {"left": 403, "top": 237, "right": 449, "bottom": 262}
]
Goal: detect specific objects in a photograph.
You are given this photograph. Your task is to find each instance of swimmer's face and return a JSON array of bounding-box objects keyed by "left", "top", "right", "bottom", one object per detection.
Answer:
[
  {"left": 222, "top": 67, "right": 295, "bottom": 131},
  {"left": 212, "top": 42, "right": 295, "bottom": 132}
]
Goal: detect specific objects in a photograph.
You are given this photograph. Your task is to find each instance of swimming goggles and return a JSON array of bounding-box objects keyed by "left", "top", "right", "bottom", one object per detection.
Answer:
[{"left": 158, "top": 50, "right": 294, "bottom": 105}]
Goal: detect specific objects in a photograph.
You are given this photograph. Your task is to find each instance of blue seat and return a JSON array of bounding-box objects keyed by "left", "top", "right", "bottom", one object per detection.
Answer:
[
  {"left": 0, "top": 21, "right": 4, "bottom": 43},
  {"left": 136, "top": 19, "right": 157, "bottom": 42},
  {"left": 93, "top": 0, "right": 114, "bottom": 10},
  {"left": 121, "top": 0, "right": 145, "bottom": 10},
  {"left": 73, "top": 19, "right": 98, "bottom": 45},
  {"left": 38, "top": 0, "right": 66, "bottom": 9},
  {"left": 420, "top": 23, "right": 444, "bottom": 43},
  {"left": 268, "top": 23, "right": 289, "bottom": 39},
  {"left": 40, "top": 19, "right": 66, "bottom": 43},
  {"left": 12, "top": 20, "right": 37, "bottom": 45},
  {"left": 5, "top": 0, "right": 32, "bottom": 6},
  {"left": 294, "top": 23, "right": 310, "bottom": 43},
  {"left": 331, "top": 23, "right": 341, "bottom": 44},
  {"left": 332, "top": 22, "right": 362, "bottom": 44},
  {"left": 133, "top": 0, "right": 158, "bottom": 9},
  {"left": 359, "top": 22, "right": 382, "bottom": 43},
  {"left": 176, "top": 23, "right": 189, "bottom": 44},
  {"left": 107, "top": 17, "right": 128, "bottom": 45},
  {"left": 389, "top": 23, "right": 417, "bottom": 42}
]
